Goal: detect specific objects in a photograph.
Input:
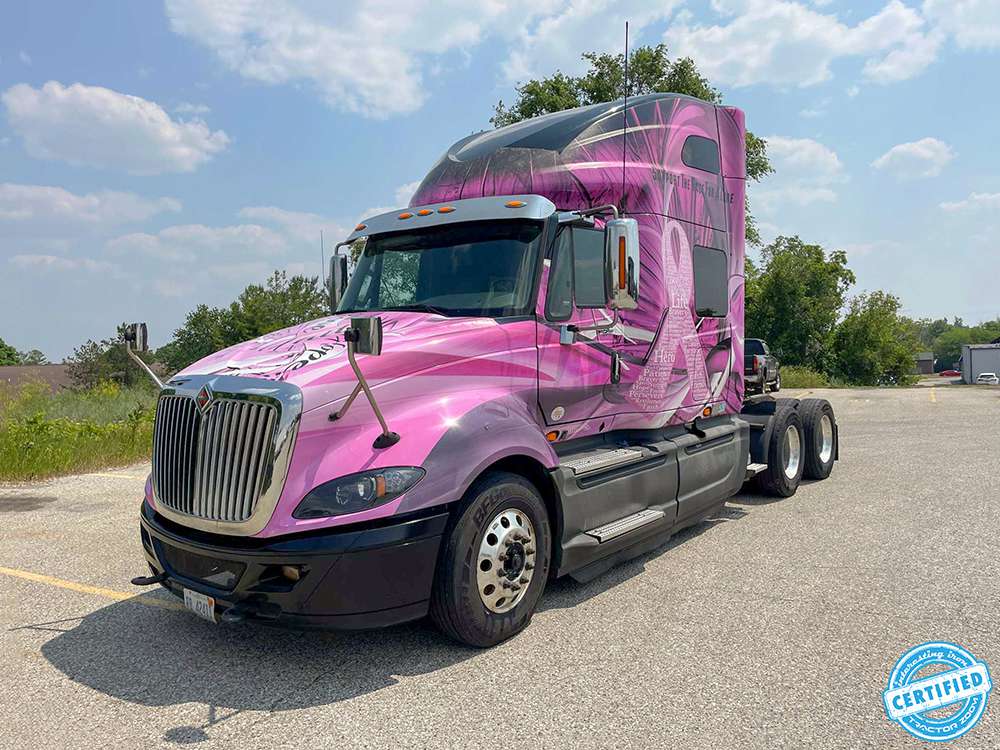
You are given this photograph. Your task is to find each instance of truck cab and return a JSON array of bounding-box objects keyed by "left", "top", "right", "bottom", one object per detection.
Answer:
[{"left": 133, "top": 94, "right": 839, "bottom": 646}]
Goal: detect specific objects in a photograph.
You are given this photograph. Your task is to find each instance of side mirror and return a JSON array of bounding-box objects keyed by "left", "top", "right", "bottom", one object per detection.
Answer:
[
  {"left": 329, "top": 254, "right": 349, "bottom": 312},
  {"left": 123, "top": 322, "right": 148, "bottom": 352},
  {"left": 606, "top": 218, "right": 640, "bottom": 310},
  {"left": 349, "top": 316, "right": 383, "bottom": 356}
]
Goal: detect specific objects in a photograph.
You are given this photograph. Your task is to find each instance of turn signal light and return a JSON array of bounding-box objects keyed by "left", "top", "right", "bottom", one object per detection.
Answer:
[
  {"left": 546, "top": 430, "right": 560, "bottom": 442},
  {"left": 281, "top": 565, "right": 301, "bottom": 582},
  {"left": 702, "top": 406, "right": 713, "bottom": 418},
  {"left": 618, "top": 236, "right": 627, "bottom": 289},
  {"left": 398, "top": 212, "right": 413, "bottom": 220},
  {"left": 505, "top": 200, "right": 526, "bottom": 208},
  {"left": 438, "top": 206, "right": 456, "bottom": 213}
]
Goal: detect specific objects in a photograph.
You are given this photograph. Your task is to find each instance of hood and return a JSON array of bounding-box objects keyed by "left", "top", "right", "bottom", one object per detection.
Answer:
[{"left": 175, "top": 312, "right": 532, "bottom": 412}]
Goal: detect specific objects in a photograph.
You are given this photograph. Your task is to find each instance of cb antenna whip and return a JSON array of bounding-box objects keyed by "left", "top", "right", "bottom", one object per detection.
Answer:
[{"left": 621, "top": 21, "right": 629, "bottom": 212}]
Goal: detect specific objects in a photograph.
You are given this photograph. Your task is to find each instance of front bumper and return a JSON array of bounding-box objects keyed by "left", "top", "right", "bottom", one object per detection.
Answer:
[{"left": 138, "top": 501, "right": 448, "bottom": 629}]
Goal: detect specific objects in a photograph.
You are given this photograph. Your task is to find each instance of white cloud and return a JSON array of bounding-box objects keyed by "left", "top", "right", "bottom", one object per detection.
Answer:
[
  {"left": 395, "top": 181, "right": 421, "bottom": 207},
  {"left": 2, "top": 81, "right": 229, "bottom": 174},
  {"left": 238, "top": 206, "right": 347, "bottom": 244},
  {"left": 924, "top": 0, "right": 1000, "bottom": 50},
  {"left": 502, "top": 0, "right": 682, "bottom": 83},
  {"left": 940, "top": 192, "right": 1000, "bottom": 212},
  {"left": 164, "top": 0, "right": 500, "bottom": 118},
  {"left": 107, "top": 224, "right": 288, "bottom": 263},
  {"left": 174, "top": 101, "right": 210, "bottom": 115},
  {"left": 10, "top": 254, "right": 118, "bottom": 274},
  {"left": 0, "top": 183, "right": 180, "bottom": 225},
  {"left": 165, "top": 0, "right": 685, "bottom": 118},
  {"left": 871, "top": 137, "right": 955, "bottom": 179},
  {"left": 753, "top": 135, "right": 845, "bottom": 211},
  {"left": 664, "top": 0, "right": 941, "bottom": 89}
]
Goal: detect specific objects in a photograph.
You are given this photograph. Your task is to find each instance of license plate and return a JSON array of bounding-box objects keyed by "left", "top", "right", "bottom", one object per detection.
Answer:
[{"left": 183, "top": 588, "right": 216, "bottom": 623}]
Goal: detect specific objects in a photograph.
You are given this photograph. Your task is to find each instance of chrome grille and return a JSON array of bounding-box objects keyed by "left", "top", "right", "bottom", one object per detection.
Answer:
[{"left": 153, "top": 395, "right": 278, "bottom": 522}]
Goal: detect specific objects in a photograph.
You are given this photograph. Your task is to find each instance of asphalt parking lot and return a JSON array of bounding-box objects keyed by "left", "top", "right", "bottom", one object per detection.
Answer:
[{"left": 2, "top": 385, "right": 999, "bottom": 749}]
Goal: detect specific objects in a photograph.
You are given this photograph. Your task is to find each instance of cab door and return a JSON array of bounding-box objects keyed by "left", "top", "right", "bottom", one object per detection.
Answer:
[{"left": 536, "top": 223, "right": 633, "bottom": 426}]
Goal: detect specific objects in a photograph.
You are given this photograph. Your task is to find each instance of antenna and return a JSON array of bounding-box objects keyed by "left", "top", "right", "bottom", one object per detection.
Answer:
[
  {"left": 320, "top": 229, "right": 325, "bottom": 286},
  {"left": 621, "top": 21, "right": 629, "bottom": 212}
]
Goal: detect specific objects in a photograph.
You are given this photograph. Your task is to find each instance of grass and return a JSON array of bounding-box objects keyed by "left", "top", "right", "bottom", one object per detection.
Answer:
[
  {"left": 780, "top": 366, "right": 832, "bottom": 389},
  {"left": 0, "top": 380, "right": 157, "bottom": 482}
]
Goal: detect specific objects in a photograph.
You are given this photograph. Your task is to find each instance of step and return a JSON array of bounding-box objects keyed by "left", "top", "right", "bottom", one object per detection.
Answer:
[
  {"left": 560, "top": 448, "right": 645, "bottom": 476},
  {"left": 745, "top": 462, "right": 767, "bottom": 479},
  {"left": 585, "top": 509, "right": 665, "bottom": 543}
]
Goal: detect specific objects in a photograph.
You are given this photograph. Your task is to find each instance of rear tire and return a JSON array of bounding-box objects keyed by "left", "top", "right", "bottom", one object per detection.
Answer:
[
  {"left": 800, "top": 398, "right": 837, "bottom": 479},
  {"left": 754, "top": 404, "right": 804, "bottom": 497},
  {"left": 772, "top": 372, "right": 781, "bottom": 392},
  {"left": 429, "top": 471, "right": 551, "bottom": 648}
]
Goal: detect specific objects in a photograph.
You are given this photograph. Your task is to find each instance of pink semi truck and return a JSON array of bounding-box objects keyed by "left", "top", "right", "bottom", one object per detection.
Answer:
[{"left": 129, "top": 93, "right": 839, "bottom": 647}]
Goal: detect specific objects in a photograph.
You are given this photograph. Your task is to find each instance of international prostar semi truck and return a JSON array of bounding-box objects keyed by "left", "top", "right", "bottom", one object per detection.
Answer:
[{"left": 128, "top": 93, "right": 839, "bottom": 647}]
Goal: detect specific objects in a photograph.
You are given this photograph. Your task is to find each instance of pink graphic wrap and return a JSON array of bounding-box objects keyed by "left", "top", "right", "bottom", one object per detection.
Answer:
[{"left": 165, "top": 94, "right": 746, "bottom": 536}]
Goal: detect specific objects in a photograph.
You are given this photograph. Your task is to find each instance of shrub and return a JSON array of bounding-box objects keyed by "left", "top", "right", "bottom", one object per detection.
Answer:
[
  {"left": 780, "top": 366, "right": 831, "bottom": 389},
  {"left": 0, "top": 380, "right": 157, "bottom": 481}
]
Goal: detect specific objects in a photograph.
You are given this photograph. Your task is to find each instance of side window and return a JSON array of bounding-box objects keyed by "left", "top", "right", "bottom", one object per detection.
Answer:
[
  {"left": 545, "top": 230, "right": 573, "bottom": 320},
  {"left": 572, "top": 227, "right": 607, "bottom": 308},
  {"left": 681, "top": 135, "right": 721, "bottom": 175},
  {"left": 693, "top": 246, "right": 728, "bottom": 317}
]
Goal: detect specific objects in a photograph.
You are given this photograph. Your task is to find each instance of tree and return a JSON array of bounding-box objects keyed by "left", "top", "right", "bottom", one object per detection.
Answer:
[
  {"left": 491, "top": 44, "right": 773, "bottom": 244},
  {"left": 156, "top": 304, "right": 230, "bottom": 374},
  {"left": 832, "top": 291, "right": 919, "bottom": 385},
  {"left": 160, "top": 271, "right": 329, "bottom": 372},
  {"left": 17, "top": 349, "right": 48, "bottom": 365},
  {"left": 745, "top": 236, "right": 856, "bottom": 371},
  {"left": 66, "top": 325, "right": 153, "bottom": 389},
  {"left": 0, "top": 337, "right": 19, "bottom": 366}
]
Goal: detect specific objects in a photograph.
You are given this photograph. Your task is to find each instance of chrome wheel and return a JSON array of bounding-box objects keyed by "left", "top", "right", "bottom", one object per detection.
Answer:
[
  {"left": 782, "top": 424, "right": 802, "bottom": 479},
  {"left": 818, "top": 414, "right": 834, "bottom": 464},
  {"left": 477, "top": 508, "right": 536, "bottom": 613}
]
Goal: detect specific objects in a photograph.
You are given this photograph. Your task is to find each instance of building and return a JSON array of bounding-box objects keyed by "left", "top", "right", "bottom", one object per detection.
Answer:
[
  {"left": 913, "top": 351, "right": 934, "bottom": 375},
  {"left": 961, "top": 344, "right": 1000, "bottom": 383}
]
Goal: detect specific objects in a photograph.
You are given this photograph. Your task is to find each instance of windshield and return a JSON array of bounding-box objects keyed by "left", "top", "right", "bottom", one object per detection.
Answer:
[{"left": 339, "top": 221, "right": 543, "bottom": 318}]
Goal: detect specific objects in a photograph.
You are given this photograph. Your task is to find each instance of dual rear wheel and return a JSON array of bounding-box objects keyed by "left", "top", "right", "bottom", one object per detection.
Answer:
[{"left": 755, "top": 397, "right": 837, "bottom": 496}]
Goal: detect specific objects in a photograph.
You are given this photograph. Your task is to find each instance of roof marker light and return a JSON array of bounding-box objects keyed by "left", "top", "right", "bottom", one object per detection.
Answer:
[
  {"left": 417, "top": 209, "right": 433, "bottom": 216},
  {"left": 438, "top": 206, "right": 456, "bottom": 213},
  {"left": 355, "top": 223, "right": 366, "bottom": 231},
  {"left": 398, "top": 212, "right": 413, "bottom": 220},
  {"left": 505, "top": 200, "right": 526, "bottom": 208}
]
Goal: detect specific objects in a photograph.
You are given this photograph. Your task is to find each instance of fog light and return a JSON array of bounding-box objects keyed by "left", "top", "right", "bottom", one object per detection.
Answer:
[{"left": 281, "top": 565, "right": 301, "bottom": 582}]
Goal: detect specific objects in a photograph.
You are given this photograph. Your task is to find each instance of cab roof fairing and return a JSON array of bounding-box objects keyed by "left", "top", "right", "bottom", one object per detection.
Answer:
[{"left": 345, "top": 194, "right": 557, "bottom": 244}]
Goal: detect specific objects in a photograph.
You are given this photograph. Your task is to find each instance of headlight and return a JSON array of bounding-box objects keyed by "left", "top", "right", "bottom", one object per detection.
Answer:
[{"left": 293, "top": 467, "right": 425, "bottom": 519}]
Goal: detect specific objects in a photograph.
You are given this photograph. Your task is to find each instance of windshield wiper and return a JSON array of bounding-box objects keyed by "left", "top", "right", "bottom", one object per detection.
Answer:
[{"left": 380, "top": 304, "right": 456, "bottom": 317}]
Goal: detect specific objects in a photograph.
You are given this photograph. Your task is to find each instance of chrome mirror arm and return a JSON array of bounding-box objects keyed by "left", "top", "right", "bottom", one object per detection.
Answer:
[
  {"left": 329, "top": 333, "right": 400, "bottom": 449},
  {"left": 123, "top": 343, "right": 164, "bottom": 390}
]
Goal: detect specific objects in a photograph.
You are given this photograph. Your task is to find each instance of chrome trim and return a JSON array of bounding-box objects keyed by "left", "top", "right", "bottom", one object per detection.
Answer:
[
  {"left": 152, "top": 374, "right": 302, "bottom": 536},
  {"left": 782, "top": 424, "right": 802, "bottom": 480},
  {"left": 819, "top": 414, "right": 834, "bottom": 464}
]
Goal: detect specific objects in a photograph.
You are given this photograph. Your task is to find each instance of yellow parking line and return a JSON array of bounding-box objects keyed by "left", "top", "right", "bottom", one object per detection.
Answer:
[
  {"left": 929, "top": 389, "right": 937, "bottom": 403},
  {"left": 88, "top": 472, "right": 148, "bottom": 481},
  {"left": 0, "top": 565, "right": 184, "bottom": 610}
]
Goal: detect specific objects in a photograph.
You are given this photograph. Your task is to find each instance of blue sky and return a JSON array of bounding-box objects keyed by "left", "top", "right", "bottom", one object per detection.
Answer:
[{"left": 2, "top": 0, "right": 999, "bottom": 360}]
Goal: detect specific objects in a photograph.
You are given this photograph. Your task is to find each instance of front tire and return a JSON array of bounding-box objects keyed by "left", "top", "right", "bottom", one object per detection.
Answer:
[
  {"left": 772, "top": 371, "right": 781, "bottom": 392},
  {"left": 430, "top": 471, "right": 551, "bottom": 647}
]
